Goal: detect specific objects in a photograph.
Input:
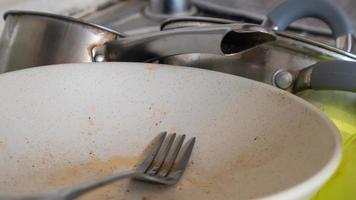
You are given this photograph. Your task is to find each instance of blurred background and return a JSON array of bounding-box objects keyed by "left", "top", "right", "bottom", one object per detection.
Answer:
[{"left": 1, "top": 0, "right": 356, "bottom": 41}]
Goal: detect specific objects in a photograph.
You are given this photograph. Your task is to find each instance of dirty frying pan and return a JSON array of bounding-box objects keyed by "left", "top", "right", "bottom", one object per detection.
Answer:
[{"left": 0, "top": 63, "right": 341, "bottom": 200}]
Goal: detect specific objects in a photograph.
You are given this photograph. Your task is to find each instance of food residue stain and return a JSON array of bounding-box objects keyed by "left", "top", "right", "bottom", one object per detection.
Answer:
[
  {"left": 45, "top": 156, "right": 139, "bottom": 200},
  {"left": 141, "top": 196, "right": 155, "bottom": 200},
  {"left": 145, "top": 64, "right": 158, "bottom": 72},
  {"left": 149, "top": 110, "right": 166, "bottom": 127},
  {"left": 0, "top": 140, "right": 5, "bottom": 150},
  {"left": 169, "top": 127, "right": 177, "bottom": 133},
  {"left": 88, "top": 116, "right": 95, "bottom": 126}
]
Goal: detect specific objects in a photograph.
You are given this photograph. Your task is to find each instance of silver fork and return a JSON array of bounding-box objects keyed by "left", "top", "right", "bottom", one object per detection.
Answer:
[{"left": 1, "top": 132, "right": 195, "bottom": 200}]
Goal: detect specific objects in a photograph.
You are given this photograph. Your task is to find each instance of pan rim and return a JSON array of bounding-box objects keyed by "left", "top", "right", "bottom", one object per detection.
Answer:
[{"left": 0, "top": 62, "right": 342, "bottom": 199}]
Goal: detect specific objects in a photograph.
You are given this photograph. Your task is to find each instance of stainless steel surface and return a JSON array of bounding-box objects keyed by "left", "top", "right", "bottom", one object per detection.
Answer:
[
  {"left": 83, "top": 0, "right": 161, "bottom": 35},
  {"left": 0, "top": 2, "right": 355, "bottom": 93},
  {"left": 81, "top": 0, "right": 356, "bottom": 53},
  {"left": 192, "top": 0, "right": 331, "bottom": 36},
  {"left": 262, "top": 19, "right": 353, "bottom": 52},
  {"left": 76, "top": 0, "right": 356, "bottom": 53},
  {"left": 149, "top": 0, "right": 192, "bottom": 15},
  {"left": 191, "top": 0, "right": 356, "bottom": 35},
  {"left": 158, "top": 17, "right": 356, "bottom": 93},
  {"left": 3, "top": 132, "right": 195, "bottom": 200},
  {"left": 273, "top": 70, "right": 294, "bottom": 89},
  {"left": 160, "top": 39, "right": 355, "bottom": 92},
  {"left": 0, "top": 11, "right": 275, "bottom": 71},
  {"left": 1, "top": 10, "right": 355, "bottom": 94},
  {"left": 294, "top": 67, "right": 313, "bottom": 93},
  {"left": 144, "top": 0, "right": 197, "bottom": 21},
  {"left": 161, "top": 17, "right": 236, "bottom": 30},
  {"left": 0, "top": 11, "right": 123, "bottom": 72},
  {"left": 97, "top": 23, "right": 276, "bottom": 62},
  {"left": 336, "top": 34, "right": 353, "bottom": 52},
  {"left": 143, "top": 4, "right": 197, "bottom": 21},
  {"left": 81, "top": 0, "right": 331, "bottom": 36}
]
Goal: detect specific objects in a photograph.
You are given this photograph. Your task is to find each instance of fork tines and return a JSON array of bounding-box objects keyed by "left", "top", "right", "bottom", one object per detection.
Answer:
[{"left": 137, "top": 132, "right": 195, "bottom": 179}]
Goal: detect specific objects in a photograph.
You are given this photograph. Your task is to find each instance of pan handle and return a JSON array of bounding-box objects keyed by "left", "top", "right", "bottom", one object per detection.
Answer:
[
  {"left": 92, "top": 24, "right": 276, "bottom": 62},
  {"left": 294, "top": 60, "right": 356, "bottom": 93},
  {"left": 262, "top": 0, "right": 354, "bottom": 52}
]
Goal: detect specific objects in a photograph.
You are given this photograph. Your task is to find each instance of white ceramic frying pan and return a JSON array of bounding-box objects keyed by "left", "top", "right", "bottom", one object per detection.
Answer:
[{"left": 0, "top": 63, "right": 341, "bottom": 200}]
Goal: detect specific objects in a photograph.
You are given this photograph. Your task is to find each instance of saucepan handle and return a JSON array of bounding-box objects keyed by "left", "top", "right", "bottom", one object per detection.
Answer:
[
  {"left": 263, "top": 0, "right": 353, "bottom": 51},
  {"left": 93, "top": 24, "right": 276, "bottom": 62},
  {"left": 294, "top": 60, "right": 356, "bottom": 93}
]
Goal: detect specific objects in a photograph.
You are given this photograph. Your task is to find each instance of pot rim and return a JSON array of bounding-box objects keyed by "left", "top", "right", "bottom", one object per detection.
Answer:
[{"left": 4, "top": 10, "right": 126, "bottom": 37}]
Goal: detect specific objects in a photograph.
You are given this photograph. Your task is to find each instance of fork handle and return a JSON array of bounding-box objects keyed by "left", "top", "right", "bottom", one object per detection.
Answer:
[{"left": 59, "top": 170, "right": 137, "bottom": 199}]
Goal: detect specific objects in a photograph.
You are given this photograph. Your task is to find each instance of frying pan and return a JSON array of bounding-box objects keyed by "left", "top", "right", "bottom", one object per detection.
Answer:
[{"left": 0, "top": 62, "right": 341, "bottom": 200}]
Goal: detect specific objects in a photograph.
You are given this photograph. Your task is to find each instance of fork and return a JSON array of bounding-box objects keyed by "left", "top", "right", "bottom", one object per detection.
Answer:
[{"left": 1, "top": 132, "right": 195, "bottom": 200}]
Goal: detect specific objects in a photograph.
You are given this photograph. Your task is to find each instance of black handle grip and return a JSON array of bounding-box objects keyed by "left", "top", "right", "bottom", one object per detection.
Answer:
[
  {"left": 266, "top": 0, "right": 353, "bottom": 37},
  {"left": 309, "top": 61, "right": 356, "bottom": 92}
]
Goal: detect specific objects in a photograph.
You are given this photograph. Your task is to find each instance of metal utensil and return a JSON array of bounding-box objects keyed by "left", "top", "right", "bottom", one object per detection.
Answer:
[{"left": 1, "top": 132, "right": 195, "bottom": 200}]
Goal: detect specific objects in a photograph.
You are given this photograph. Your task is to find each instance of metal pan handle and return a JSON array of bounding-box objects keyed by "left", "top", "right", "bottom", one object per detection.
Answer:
[
  {"left": 263, "top": 0, "right": 354, "bottom": 52},
  {"left": 93, "top": 24, "right": 276, "bottom": 62},
  {"left": 294, "top": 60, "right": 356, "bottom": 93}
]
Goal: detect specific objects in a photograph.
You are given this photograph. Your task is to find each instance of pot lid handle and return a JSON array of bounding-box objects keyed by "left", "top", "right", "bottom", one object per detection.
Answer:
[{"left": 262, "top": 0, "right": 354, "bottom": 52}]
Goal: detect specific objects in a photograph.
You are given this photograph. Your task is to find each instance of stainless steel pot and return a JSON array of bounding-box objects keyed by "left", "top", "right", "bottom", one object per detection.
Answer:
[
  {"left": 158, "top": 0, "right": 356, "bottom": 139},
  {"left": 0, "top": 11, "right": 124, "bottom": 72},
  {"left": 160, "top": 21, "right": 356, "bottom": 92},
  {"left": 0, "top": 11, "right": 275, "bottom": 73},
  {"left": 159, "top": 0, "right": 356, "bottom": 93}
]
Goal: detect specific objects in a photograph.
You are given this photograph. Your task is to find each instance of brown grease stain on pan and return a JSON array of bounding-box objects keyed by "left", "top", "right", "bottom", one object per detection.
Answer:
[
  {"left": 145, "top": 64, "right": 159, "bottom": 72},
  {"left": 45, "top": 156, "right": 138, "bottom": 200},
  {"left": 88, "top": 116, "right": 95, "bottom": 127},
  {"left": 0, "top": 137, "right": 6, "bottom": 150}
]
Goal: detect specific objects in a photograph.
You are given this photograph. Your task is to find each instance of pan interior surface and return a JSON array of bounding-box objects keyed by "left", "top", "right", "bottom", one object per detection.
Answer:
[{"left": 0, "top": 63, "right": 341, "bottom": 200}]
